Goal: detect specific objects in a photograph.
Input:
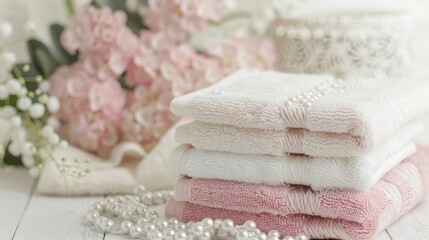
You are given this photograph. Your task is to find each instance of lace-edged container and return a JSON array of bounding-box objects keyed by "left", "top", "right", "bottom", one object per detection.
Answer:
[{"left": 268, "top": 11, "right": 415, "bottom": 78}]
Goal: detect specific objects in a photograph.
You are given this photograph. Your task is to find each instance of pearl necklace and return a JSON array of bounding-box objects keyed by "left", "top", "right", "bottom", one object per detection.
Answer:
[{"left": 85, "top": 185, "right": 309, "bottom": 240}]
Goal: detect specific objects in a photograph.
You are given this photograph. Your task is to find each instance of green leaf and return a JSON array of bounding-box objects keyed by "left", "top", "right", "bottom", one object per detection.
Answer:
[
  {"left": 92, "top": 0, "right": 146, "bottom": 33},
  {"left": 50, "top": 23, "right": 78, "bottom": 65},
  {"left": 3, "top": 142, "right": 23, "bottom": 166},
  {"left": 27, "top": 39, "right": 60, "bottom": 78}
]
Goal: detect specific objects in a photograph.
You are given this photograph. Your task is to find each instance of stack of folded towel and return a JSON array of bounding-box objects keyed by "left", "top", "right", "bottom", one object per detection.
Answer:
[{"left": 165, "top": 69, "right": 429, "bottom": 240}]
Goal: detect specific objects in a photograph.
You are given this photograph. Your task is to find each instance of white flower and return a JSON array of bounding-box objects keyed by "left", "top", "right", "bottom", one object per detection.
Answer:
[
  {"left": 47, "top": 116, "right": 60, "bottom": 130},
  {"left": 0, "top": 20, "right": 13, "bottom": 39},
  {"left": 48, "top": 133, "right": 60, "bottom": 145},
  {"left": 29, "top": 167, "right": 40, "bottom": 177},
  {"left": 125, "top": 0, "right": 140, "bottom": 12},
  {"left": 11, "top": 127, "right": 26, "bottom": 144},
  {"left": 22, "top": 155, "right": 35, "bottom": 167},
  {"left": 47, "top": 97, "right": 60, "bottom": 113},
  {"left": 24, "top": 20, "right": 36, "bottom": 34},
  {"left": 10, "top": 115, "right": 22, "bottom": 127},
  {"left": 29, "top": 103, "right": 45, "bottom": 118},
  {"left": 6, "top": 79, "right": 21, "bottom": 94},
  {"left": 59, "top": 140, "right": 69, "bottom": 148},
  {"left": 0, "top": 85, "right": 8, "bottom": 100},
  {"left": 0, "top": 106, "right": 16, "bottom": 118},
  {"left": 39, "top": 81, "right": 50, "bottom": 93},
  {"left": 17, "top": 96, "right": 32, "bottom": 111},
  {"left": 18, "top": 88, "right": 27, "bottom": 96},
  {"left": 41, "top": 125, "right": 54, "bottom": 137},
  {"left": 0, "top": 51, "right": 17, "bottom": 69},
  {"left": 8, "top": 143, "right": 22, "bottom": 156},
  {"left": 21, "top": 142, "right": 34, "bottom": 157}
]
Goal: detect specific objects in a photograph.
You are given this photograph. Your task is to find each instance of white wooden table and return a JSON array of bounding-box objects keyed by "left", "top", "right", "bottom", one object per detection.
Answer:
[{"left": 1, "top": 168, "right": 429, "bottom": 240}]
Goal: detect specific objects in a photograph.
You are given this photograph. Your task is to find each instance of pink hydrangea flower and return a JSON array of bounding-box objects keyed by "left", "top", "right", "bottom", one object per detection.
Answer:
[
  {"left": 139, "top": 0, "right": 224, "bottom": 41},
  {"left": 50, "top": 62, "right": 125, "bottom": 156},
  {"left": 65, "top": 112, "right": 121, "bottom": 158},
  {"left": 61, "top": 5, "right": 138, "bottom": 80}
]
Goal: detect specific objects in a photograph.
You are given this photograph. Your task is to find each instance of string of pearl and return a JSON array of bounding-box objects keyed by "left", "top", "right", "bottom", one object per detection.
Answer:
[{"left": 85, "top": 185, "right": 310, "bottom": 240}]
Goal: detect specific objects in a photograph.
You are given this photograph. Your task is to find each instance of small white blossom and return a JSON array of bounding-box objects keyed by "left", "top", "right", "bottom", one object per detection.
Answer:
[
  {"left": 22, "top": 155, "right": 35, "bottom": 167},
  {"left": 0, "top": 20, "right": 13, "bottom": 39},
  {"left": 0, "top": 51, "right": 17, "bottom": 69},
  {"left": 47, "top": 96, "right": 60, "bottom": 113},
  {"left": 18, "top": 88, "right": 27, "bottom": 96},
  {"left": 47, "top": 116, "right": 60, "bottom": 130},
  {"left": 17, "top": 96, "right": 32, "bottom": 111},
  {"left": 10, "top": 115, "right": 22, "bottom": 127},
  {"left": 24, "top": 20, "right": 36, "bottom": 34},
  {"left": 0, "top": 106, "right": 16, "bottom": 118},
  {"left": 39, "top": 81, "right": 51, "bottom": 93},
  {"left": 48, "top": 133, "right": 60, "bottom": 145},
  {"left": 59, "top": 140, "right": 69, "bottom": 148},
  {"left": 0, "top": 85, "right": 8, "bottom": 100},
  {"left": 21, "top": 142, "right": 34, "bottom": 157},
  {"left": 8, "top": 143, "right": 22, "bottom": 156},
  {"left": 29, "top": 103, "right": 45, "bottom": 118},
  {"left": 41, "top": 125, "right": 54, "bottom": 137},
  {"left": 11, "top": 127, "right": 26, "bottom": 144},
  {"left": 125, "top": 0, "right": 140, "bottom": 12},
  {"left": 6, "top": 79, "right": 21, "bottom": 94}
]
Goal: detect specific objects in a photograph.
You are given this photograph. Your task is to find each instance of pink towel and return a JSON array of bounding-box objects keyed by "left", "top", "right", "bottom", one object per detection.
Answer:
[{"left": 166, "top": 145, "right": 429, "bottom": 240}]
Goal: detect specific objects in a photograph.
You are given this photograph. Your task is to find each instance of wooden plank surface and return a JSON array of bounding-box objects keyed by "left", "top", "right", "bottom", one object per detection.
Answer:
[
  {"left": 386, "top": 193, "right": 429, "bottom": 240},
  {"left": 13, "top": 193, "right": 104, "bottom": 240},
  {"left": 0, "top": 169, "right": 35, "bottom": 240}
]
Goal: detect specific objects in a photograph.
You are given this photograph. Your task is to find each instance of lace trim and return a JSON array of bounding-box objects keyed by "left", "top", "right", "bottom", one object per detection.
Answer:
[{"left": 269, "top": 12, "right": 414, "bottom": 78}]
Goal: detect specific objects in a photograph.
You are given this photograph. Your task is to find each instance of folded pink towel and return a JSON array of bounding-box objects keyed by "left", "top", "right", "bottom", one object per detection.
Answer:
[{"left": 166, "top": 145, "right": 429, "bottom": 240}]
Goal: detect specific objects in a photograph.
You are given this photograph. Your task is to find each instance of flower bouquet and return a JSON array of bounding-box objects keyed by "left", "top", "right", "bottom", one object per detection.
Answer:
[{"left": 0, "top": 0, "right": 297, "bottom": 193}]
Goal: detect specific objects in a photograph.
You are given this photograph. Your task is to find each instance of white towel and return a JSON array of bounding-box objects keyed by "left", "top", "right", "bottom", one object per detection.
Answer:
[
  {"left": 171, "top": 70, "right": 429, "bottom": 156},
  {"left": 170, "top": 120, "right": 421, "bottom": 189}
]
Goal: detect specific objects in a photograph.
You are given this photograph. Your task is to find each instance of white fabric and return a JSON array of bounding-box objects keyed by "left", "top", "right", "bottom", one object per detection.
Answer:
[
  {"left": 37, "top": 120, "right": 187, "bottom": 195},
  {"left": 171, "top": 70, "right": 429, "bottom": 155},
  {"left": 171, "top": 121, "right": 419, "bottom": 189}
]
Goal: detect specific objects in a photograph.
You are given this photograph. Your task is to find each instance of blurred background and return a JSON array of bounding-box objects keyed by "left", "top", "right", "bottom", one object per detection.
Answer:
[{"left": 1, "top": 0, "right": 428, "bottom": 63}]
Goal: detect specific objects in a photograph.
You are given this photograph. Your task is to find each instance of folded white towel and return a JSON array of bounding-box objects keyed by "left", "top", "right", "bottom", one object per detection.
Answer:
[
  {"left": 171, "top": 70, "right": 429, "bottom": 155},
  {"left": 171, "top": 120, "right": 422, "bottom": 189}
]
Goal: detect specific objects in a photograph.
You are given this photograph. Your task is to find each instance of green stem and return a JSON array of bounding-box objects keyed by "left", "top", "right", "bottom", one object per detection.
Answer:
[
  {"left": 12, "top": 65, "right": 24, "bottom": 80},
  {"left": 65, "top": 0, "right": 75, "bottom": 17}
]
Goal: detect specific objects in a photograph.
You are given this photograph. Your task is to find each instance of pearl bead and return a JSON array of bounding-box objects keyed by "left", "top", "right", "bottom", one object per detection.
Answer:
[
  {"left": 137, "top": 206, "right": 148, "bottom": 215},
  {"left": 153, "top": 192, "right": 164, "bottom": 204},
  {"left": 256, "top": 232, "right": 267, "bottom": 240},
  {"left": 148, "top": 229, "right": 163, "bottom": 240},
  {"left": 163, "top": 228, "right": 175, "bottom": 240},
  {"left": 221, "top": 219, "right": 234, "bottom": 232},
  {"left": 157, "top": 219, "right": 169, "bottom": 228},
  {"left": 244, "top": 220, "right": 257, "bottom": 230},
  {"left": 201, "top": 218, "right": 214, "bottom": 227},
  {"left": 137, "top": 217, "right": 150, "bottom": 225},
  {"left": 294, "top": 233, "right": 309, "bottom": 240},
  {"left": 282, "top": 236, "right": 294, "bottom": 240},
  {"left": 144, "top": 223, "right": 157, "bottom": 232},
  {"left": 133, "top": 185, "right": 146, "bottom": 195},
  {"left": 174, "top": 230, "right": 187, "bottom": 240},
  {"left": 191, "top": 222, "right": 204, "bottom": 236},
  {"left": 175, "top": 223, "right": 187, "bottom": 231},
  {"left": 130, "top": 225, "right": 143, "bottom": 238},
  {"left": 120, "top": 221, "right": 133, "bottom": 234},
  {"left": 141, "top": 192, "right": 153, "bottom": 205},
  {"left": 121, "top": 209, "right": 134, "bottom": 220},
  {"left": 86, "top": 211, "right": 99, "bottom": 224},
  {"left": 168, "top": 217, "right": 179, "bottom": 227},
  {"left": 214, "top": 219, "right": 222, "bottom": 229},
  {"left": 200, "top": 230, "right": 211, "bottom": 240},
  {"left": 145, "top": 210, "right": 159, "bottom": 219},
  {"left": 101, "top": 219, "right": 114, "bottom": 233},
  {"left": 237, "top": 229, "right": 250, "bottom": 240},
  {"left": 268, "top": 230, "right": 280, "bottom": 238}
]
